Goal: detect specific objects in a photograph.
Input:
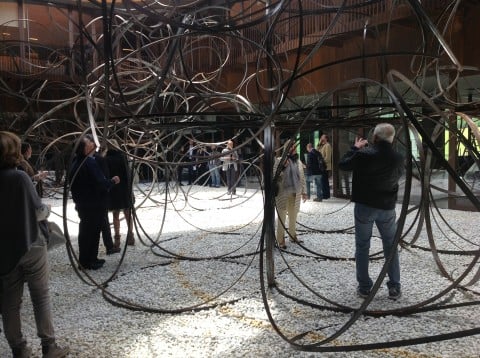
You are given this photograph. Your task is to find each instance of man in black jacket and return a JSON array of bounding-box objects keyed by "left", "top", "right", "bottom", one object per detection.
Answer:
[
  {"left": 305, "top": 143, "right": 325, "bottom": 201},
  {"left": 339, "top": 123, "right": 404, "bottom": 300},
  {"left": 69, "top": 135, "right": 120, "bottom": 270}
]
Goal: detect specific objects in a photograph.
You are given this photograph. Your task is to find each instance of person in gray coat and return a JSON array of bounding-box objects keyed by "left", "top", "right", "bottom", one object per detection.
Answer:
[{"left": 0, "top": 131, "right": 69, "bottom": 358}]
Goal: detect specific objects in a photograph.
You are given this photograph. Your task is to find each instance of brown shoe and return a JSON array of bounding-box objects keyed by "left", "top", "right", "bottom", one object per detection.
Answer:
[
  {"left": 106, "top": 247, "right": 121, "bottom": 255},
  {"left": 12, "top": 345, "right": 32, "bottom": 358},
  {"left": 42, "top": 343, "right": 69, "bottom": 358}
]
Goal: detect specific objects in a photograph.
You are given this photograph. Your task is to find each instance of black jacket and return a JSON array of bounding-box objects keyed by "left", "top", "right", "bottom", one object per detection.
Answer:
[
  {"left": 106, "top": 149, "right": 133, "bottom": 210},
  {"left": 69, "top": 155, "right": 115, "bottom": 209},
  {"left": 306, "top": 149, "right": 325, "bottom": 176},
  {"left": 339, "top": 140, "right": 404, "bottom": 210}
]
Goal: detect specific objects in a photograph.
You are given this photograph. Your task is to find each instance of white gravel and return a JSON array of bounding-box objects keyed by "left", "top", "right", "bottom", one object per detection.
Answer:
[{"left": 1, "top": 183, "right": 479, "bottom": 357}]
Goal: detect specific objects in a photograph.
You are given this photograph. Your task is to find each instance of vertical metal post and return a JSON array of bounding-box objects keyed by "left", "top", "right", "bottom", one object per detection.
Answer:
[
  {"left": 263, "top": 123, "right": 276, "bottom": 286},
  {"left": 448, "top": 113, "right": 457, "bottom": 209},
  {"left": 331, "top": 92, "right": 339, "bottom": 197},
  {"left": 17, "top": 0, "right": 25, "bottom": 72},
  {"left": 264, "top": 0, "right": 276, "bottom": 287},
  {"left": 68, "top": 9, "right": 74, "bottom": 77},
  {"left": 101, "top": 0, "right": 110, "bottom": 142}
]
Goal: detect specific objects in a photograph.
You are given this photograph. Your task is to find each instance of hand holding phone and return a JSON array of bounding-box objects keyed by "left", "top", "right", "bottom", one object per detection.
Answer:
[{"left": 354, "top": 137, "right": 368, "bottom": 149}]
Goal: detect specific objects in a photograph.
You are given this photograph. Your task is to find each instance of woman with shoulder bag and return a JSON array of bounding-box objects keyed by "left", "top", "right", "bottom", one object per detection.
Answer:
[
  {"left": 0, "top": 131, "right": 69, "bottom": 358},
  {"left": 274, "top": 141, "right": 307, "bottom": 249}
]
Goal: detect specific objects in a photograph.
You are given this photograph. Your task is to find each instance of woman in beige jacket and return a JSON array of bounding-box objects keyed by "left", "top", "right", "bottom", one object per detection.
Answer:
[{"left": 274, "top": 143, "right": 307, "bottom": 249}]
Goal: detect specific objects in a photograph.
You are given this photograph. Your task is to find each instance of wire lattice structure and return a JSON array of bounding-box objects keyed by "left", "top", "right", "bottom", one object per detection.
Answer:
[{"left": 0, "top": 0, "right": 479, "bottom": 352}]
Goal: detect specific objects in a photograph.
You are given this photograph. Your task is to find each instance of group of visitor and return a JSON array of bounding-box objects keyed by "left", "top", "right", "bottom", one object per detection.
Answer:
[
  {"left": 0, "top": 122, "right": 404, "bottom": 356},
  {"left": 177, "top": 139, "right": 240, "bottom": 195},
  {"left": 0, "top": 131, "right": 137, "bottom": 357}
]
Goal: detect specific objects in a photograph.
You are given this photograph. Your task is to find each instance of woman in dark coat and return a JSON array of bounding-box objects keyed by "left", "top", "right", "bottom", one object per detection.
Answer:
[{"left": 105, "top": 140, "right": 135, "bottom": 247}]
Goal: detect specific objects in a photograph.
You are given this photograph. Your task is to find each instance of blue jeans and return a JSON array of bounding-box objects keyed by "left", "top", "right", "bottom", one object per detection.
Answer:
[
  {"left": 354, "top": 203, "right": 400, "bottom": 291},
  {"left": 209, "top": 164, "right": 221, "bottom": 187},
  {"left": 305, "top": 174, "right": 323, "bottom": 199}
]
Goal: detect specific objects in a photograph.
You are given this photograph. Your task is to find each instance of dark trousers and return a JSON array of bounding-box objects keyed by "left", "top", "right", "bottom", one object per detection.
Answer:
[
  {"left": 77, "top": 206, "right": 104, "bottom": 264},
  {"left": 177, "top": 165, "right": 184, "bottom": 184},
  {"left": 322, "top": 172, "right": 330, "bottom": 199},
  {"left": 101, "top": 211, "right": 114, "bottom": 250},
  {"left": 225, "top": 166, "right": 237, "bottom": 194},
  {"left": 187, "top": 164, "right": 196, "bottom": 184}
]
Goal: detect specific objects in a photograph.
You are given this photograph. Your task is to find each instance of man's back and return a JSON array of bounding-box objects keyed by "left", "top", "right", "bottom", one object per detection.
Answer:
[{"left": 339, "top": 140, "right": 403, "bottom": 209}]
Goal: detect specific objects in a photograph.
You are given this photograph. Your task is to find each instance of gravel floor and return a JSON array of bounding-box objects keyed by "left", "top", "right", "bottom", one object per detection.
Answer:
[{"left": 1, "top": 184, "right": 479, "bottom": 357}]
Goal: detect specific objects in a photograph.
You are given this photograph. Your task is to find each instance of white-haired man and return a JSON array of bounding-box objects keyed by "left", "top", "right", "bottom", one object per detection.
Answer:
[{"left": 339, "top": 123, "right": 404, "bottom": 300}]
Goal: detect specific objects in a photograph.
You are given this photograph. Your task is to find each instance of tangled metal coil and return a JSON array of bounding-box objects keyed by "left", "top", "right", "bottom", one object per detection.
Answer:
[{"left": 1, "top": 0, "right": 479, "bottom": 352}]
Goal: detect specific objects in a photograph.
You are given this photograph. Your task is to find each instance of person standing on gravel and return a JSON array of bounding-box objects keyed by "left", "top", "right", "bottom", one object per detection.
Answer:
[
  {"left": 338, "top": 123, "right": 404, "bottom": 300},
  {"left": 0, "top": 131, "right": 69, "bottom": 358},
  {"left": 69, "top": 134, "right": 120, "bottom": 270},
  {"left": 274, "top": 141, "right": 307, "bottom": 249},
  {"left": 94, "top": 147, "right": 121, "bottom": 255},
  {"left": 221, "top": 140, "right": 239, "bottom": 195},
  {"left": 105, "top": 139, "right": 135, "bottom": 247},
  {"left": 317, "top": 134, "right": 332, "bottom": 199},
  {"left": 305, "top": 142, "right": 325, "bottom": 201}
]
